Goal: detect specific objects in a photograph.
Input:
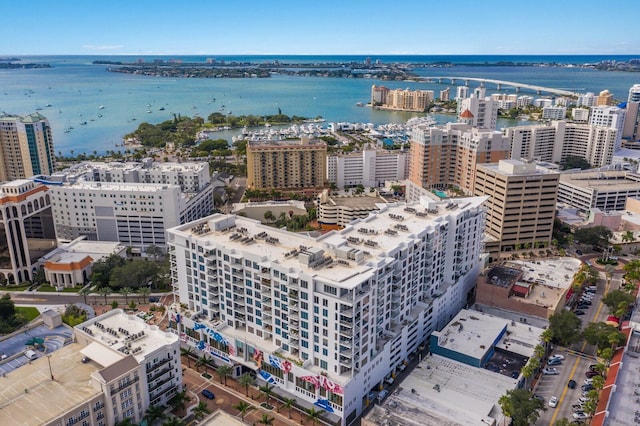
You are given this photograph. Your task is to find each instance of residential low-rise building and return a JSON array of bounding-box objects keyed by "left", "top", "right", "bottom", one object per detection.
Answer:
[
  {"left": 316, "top": 189, "right": 389, "bottom": 228},
  {"left": 0, "top": 309, "right": 181, "bottom": 426}
]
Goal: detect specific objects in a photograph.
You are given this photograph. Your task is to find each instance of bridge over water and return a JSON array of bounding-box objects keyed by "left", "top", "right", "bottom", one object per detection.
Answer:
[{"left": 418, "top": 76, "right": 582, "bottom": 97}]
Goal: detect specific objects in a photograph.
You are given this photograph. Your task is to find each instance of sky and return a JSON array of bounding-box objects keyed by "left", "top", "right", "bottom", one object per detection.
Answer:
[{"left": 3, "top": 0, "right": 639, "bottom": 56}]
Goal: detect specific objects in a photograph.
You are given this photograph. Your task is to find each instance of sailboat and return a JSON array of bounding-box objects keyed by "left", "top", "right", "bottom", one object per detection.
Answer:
[{"left": 80, "top": 115, "right": 87, "bottom": 125}]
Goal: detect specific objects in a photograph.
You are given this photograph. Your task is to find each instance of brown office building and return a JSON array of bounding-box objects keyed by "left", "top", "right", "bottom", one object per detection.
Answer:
[{"left": 474, "top": 160, "right": 559, "bottom": 260}]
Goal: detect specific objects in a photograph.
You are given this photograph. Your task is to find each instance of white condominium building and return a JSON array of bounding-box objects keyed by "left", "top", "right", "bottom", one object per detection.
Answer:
[
  {"left": 589, "top": 106, "right": 626, "bottom": 150},
  {"left": 505, "top": 120, "right": 617, "bottom": 167},
  {"left": 326, "top": 146, "right": 409, "bottom": 189},
  {"left": 542, "top": 106, "right": 567, "bottom": 120},
  {"left": 42, "top": 160, "right": 213, "bottom": 253},
  {"left": 458, "top": 94, "right": 498, "bottom": 129},
  {"left": 166, "top": 197, "right": 487, "bottom": 425}
]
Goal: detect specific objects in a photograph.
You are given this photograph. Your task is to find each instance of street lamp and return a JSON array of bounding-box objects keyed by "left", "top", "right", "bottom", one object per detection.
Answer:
[{"left": 46, "top": 355, "right": 54, "bottom": 381}]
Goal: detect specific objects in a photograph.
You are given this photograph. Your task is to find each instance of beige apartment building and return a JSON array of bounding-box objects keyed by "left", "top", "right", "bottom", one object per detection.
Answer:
[
  {"left": 0, "top": 112, "right": 56, "bottom": 181},
  {"left": 474, "top": 159, "right": 560, "bottom": 260},
  {"left": 408, "top": 122, "right": 510, "bottom": 194},
  {"left": 246, "top": 137, "right": 327, "bottom": 193},
  {"left": 370, "top": 85, "right": 433, "bottom": 112}
]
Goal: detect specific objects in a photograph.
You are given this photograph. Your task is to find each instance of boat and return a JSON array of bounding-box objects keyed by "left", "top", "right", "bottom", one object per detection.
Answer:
[
  {"left": 147, "top": 110, "right": 152, "bottom": 113},
  {"left": 98, "top": 105, "right": 105, "bottom": 110},
  {"left": 97, "top": 114, "right": 103, "bottom": 118},
  {"left": 45, "top": 103, "right": 52, "bottom": 108},
  {"left": 356, "top": 102, "right": 365, "bottom": 107},
  {"left": 79, "top": 115, "right": 87, "bottom": 125},
  {"left": 159, "top": 107, "right": 165, "bottom": 111}
]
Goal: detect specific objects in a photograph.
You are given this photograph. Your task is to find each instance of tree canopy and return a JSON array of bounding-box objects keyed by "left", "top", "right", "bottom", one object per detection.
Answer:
[
  {"left": 582, "top": 321, "right": 627, "bottom": 350},
  {"left": 498, "top": 388, "right": 546, "bottom": 426},
  {"left": 574, "top": 226, "right": 612, "bottom": 248},
  {"left": 91, "top": 255, "right": 161, "bottom": 290},
  {"left": 548, "top": 310, "right": 582, "bottom": 346},
  {"left": 561, "top": 156, "right": 592, "bottom": 171},
  {"left": 602, "top": 289, "right": 635, "bottom": 318}
]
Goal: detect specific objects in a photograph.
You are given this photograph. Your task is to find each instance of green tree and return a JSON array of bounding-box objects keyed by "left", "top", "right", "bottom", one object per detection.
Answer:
[
  {"left": 263, "top": 211, "right": 275, "bottom": 222},
  {"left": 143, "top": 404, "right": 166, "bottom": 425},
  {"left": 598, "top": 347, "right": 614, "bottom": 366},
  {"left": 192, "top": 401, "right": 211, "bottom": 420},
  {"left": 554, "top": 418, "right": 572, "bottom": 426},
  {"left": 138, "top": 287, "right": 151, "bottom": 303},
  {"left": 169, "top": 390, "right": 191, "bottom": 413},
  {"left": 110, "top": 300, "right": 119, "bottom": 309},
  {"left": 281, "top": 397, "right": 296, "bottom": 419},
  {"left": 602, "top": 289, "right": 635, "bottom": 317},
  {"left": 98, "top": 287, "right": 110, "bottom": 304},
  {"left": 624, "top": 259, "right": 640, "bottom": 283},
  {"left": 161, "top": 417, "right": 186, "bottom": 426},
  {"left": 114, "top": 418, "right": 135, "bottom": 426},
  {"left": 258, "top": 414, "right": 275, "bottom": 425},
  {"left": 582, "top": 322, "right": 626, "bottom": 350},
  {"left": 146, "top": 244, "right": 163, "bottom": 260},
  {"left": 238, "top": 373, "right": 255, "bottom": 397},
  {"left": 180, "top": 346, "right": 194, "bottom": 368},
  {"left": 120, "top": 286, "right": 133, "bottom": 304},
  {"left": 498, "top": 389, "right": 546, "bottom": 426},
  {"left": 591, "top": 374, "right": 605, "bottom": 391},
  {"left": 0, "top": 293, "right": 16, "bottom": 320},
  {"left": 622, "top": 230, "right": 635, "bottom": 243},
  {"left": 561, "top": 156, "right": 592, "bottom": 170},
  {"left": 216, "top": 364, "right": 233, "bottom": 385},
  {"left": 306, "top": 407, "right": 325, "bottom": 426},
  {"left": 548, "top": 310, "right": 582, "bottom": 346},
  {"left": 259, "top": 383, "right": 275, "bottom": 407},
  {"left": 78, "top": 286, "right": 91, "bottom": 304},
  {"left": 233, "top": 401, "right": 251, "bottom": 421},
  {"left": 196, "top": 354, "right": 211, "bottom": 373},
  {"left": 574, "top": 226, "right": 612, "bottom": 249}
]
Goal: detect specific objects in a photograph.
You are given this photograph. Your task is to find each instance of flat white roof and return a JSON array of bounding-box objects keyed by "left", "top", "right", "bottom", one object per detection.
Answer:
[
  {"left": 371, "top": 354, "right": 514, "bottom": 425},
  {"left": 80, "top": 341, "right": 124, "bottom": 367},
  {"left": 170, "top": 197, "right": 486, "bottom": 290},
  {"left": 433, "top": 310, "right": 507, "bottom": 360}
]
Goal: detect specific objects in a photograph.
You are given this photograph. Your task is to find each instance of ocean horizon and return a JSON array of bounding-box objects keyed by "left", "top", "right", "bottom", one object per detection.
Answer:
[{"left": 1, "top": 54, "right": 639, "bottom": 155}]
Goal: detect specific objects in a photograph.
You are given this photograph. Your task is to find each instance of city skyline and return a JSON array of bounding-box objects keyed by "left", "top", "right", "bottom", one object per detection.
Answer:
[{"left": 4, "top": 0, "right": 640, "bottom": 56}]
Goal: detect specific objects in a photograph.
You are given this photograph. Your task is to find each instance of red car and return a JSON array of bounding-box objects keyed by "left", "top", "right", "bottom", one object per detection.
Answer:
[{"left": 585, "top": 370, "right": 601, "bottom": 378}]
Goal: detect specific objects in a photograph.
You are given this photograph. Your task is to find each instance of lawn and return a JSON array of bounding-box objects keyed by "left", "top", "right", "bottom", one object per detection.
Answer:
[
  {"left": 0, "top": 284, "right": 31, "bottom": 292},
  {"left": 38, "top": 285, "right": 80, "bottom": 293},
  {"left": 16, "top": 307, "right": 40, "bottom": 322}
]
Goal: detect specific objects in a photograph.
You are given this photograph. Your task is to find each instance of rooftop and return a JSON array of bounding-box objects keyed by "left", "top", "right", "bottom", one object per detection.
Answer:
[
  {"left": 40, "top": 238, "right": 125, "bottom": 266},
  {"left": 169, "top": 197, "right": 486, "bottom": 289},
  {"left": 366, "top": 354, "right": 514, "bottom": 426},
  {"left": 433, "top": 310, "right": 508, "bottom": 360},
  {"left": 559, "top": 170, "right": 640, "bottom": 191},
  {"left": 75, "top": 309, "right": 178, "bottom": 364},
  {"left": 320, "top": 192, "right": 389, "bottom": 209},
  {"left": 0, "top": 344, "right": 100, "bottom": 426}
]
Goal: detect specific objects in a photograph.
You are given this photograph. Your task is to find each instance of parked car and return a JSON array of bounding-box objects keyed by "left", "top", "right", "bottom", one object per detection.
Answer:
[
  {"left": 549, "top": 355, "right": 565, "bottom": 361},
  {"left": 582, "top": 384, "right": 594, "bottom": 391},
  {"left": 377, "top": 389, "right": 389, "bottom": 402},
  {"left": 574, "top": 310, "right": 586, "bottom": 315},
  {"left": 584, "top": 378, "right": 593, "bottom": 385},
  {"left": 576, "top": 249, "right": 583, "bottom": 255},
  {"left": 573, "top": 412, "right": 589, "bottom": 420},
  {"left": 548, "top": 358, "right": 562, "bottom": 366},
  {"left": 533, "top": 394, "right": 544, "bottom": 402},
  {"left": 585, "top": 286, "right": 597, "bottom": 292},
  {"left": 578, "top": 396, "right": 588, "bottom": 404},
  {"left": 397, "top": 364, "right": 407, "bottom": 372},
  {"left": 201, "top": 389, "right": 215, "bottom": 399},
  {"left": 578, "top": 301, "right": 592, "bottom": 306},
  {"left": 384, "top": 377, "right": 395, "bottom": 385},
  {"left": 568, "top": 379, "right": 577, "bottom": 389},
  {"left": 149, "top": 296, "right": 160, "bottom": 303},
  {"left": 585, "top": 371, "right": 601, "bottom": 378},
  {"left": 572, "top": 403, "right": 585, "bottom": 411},
  {"left": 543, "top": 367, "right": 559, "bottom": 375},
  {"left": 549, "top": 396, "right": 558, "bottom": 408}
]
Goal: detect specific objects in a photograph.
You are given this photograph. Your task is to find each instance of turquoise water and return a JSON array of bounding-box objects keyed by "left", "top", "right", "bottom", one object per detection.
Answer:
[{"left": 1, "top": 55, "right": 638, "bottom": 155}]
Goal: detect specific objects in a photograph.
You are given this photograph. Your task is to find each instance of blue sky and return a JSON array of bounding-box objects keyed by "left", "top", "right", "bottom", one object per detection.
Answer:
[{"left": 4, "top": 0, "right": 639, "bottom": 55}]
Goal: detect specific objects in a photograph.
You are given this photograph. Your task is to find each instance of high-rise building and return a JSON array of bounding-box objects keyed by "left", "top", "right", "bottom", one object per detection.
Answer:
[
  {"left": 166, "top": 197, "right": 487, "bottom": 425},
  {"left": 589, "top": 105, "right": 626, "bottom": 149},
  {"left": 624, "top": 84, "right": 640, "bottom": 141},
  {"left": 0, "top": 179, "right": 56, "bottom": 284},
  {"left": 0, "top": 112, "right": 56, "bottom": 181},
  {"left": 370, "top": 86, "right": 433, "bottom": 112},
  {"left": 474, "top": 160, "right": 559, "bottom": 259},
  {"left": 577, "top": 92, "right": 597, "bottom": 107},
  {"left": 456, "top": 86, "right": 469, "bottom": 99},
  {"left": 572, "top": 108, "right": 590, "bottom": 123},
  {"left": 596, "top": 89, "right": 614, "bottom": 106},
  {"left": 629, "top": 84, "right": 640, "bottom": 103},
  {"left": 439, "top": 87, "right": 450, "bottom": 101},
  {"left": 42, "top": 160, "right": 213, "bottom": 253},
  {"left": 246, "top": 138, "right": 327, "bottom": 193},
  {"left": 326, "top": 145, "right": 409, "bottom": 188},
  {"left": 542, "top": 106, "right": 567, "bottom": 120},
  {"left": 458, "top": 93, "right": 498, "bottom": 129},
  {"left": 409, "top": 122, "right": 510, "bottom": 193},
  {"left": 505, "top": 120, "right": 618, "bottom": 167}
]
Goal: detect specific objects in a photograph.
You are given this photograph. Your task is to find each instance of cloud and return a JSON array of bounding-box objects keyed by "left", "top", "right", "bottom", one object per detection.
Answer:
[{"left": 82, "top": 44, "right": 124, "bottom": 51}]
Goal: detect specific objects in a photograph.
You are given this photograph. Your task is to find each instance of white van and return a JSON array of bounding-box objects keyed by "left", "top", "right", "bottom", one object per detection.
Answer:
[
  {"left": 377, "top": 389, "right": 389, "bottom": 402},
  {"left": 25, "top": 350, "right": 37, "bottom": 360}
]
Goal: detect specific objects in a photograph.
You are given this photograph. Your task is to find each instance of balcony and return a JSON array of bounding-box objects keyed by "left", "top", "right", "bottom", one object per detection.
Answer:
[
  {"left": 339, "top": 319, "right": 353, "bottom": 328},
  {"left": 339, "top": 327, "right": 353, "bottom": 337},
  {"left": 340, "top": 307, "right": 354, "bottom": 317},
  {"left": 288, "top": 291, "right": 299, "bottom": 300},
  {"left": 110, "top": 376, "right": 140, "bottom": 395},
  {"left": 339, "top": 347, "right": 353, "bottom": 357},
  {"left": 263, "top": 305, "right": 272, "bottom": 313},
  {"left": 263, "top": 324, "right": 273, "bottom": 332},
  {"left": 234, "top": 304, "right": 246, "bottom": 313},
  {"left": 339, "top": 338, "right": 352, "bottom": 347},
  {"left": 339, "top": 357, "right": 352, "bottom": 367},
  {"left": 261, "top": 278, "right": 272, "bottom": 287},
  {"left": 146, "top": 356, "right": 173, "bottom": 373},
  {"left": 208, "top": 286, "right": 219, "bottom": 294}
]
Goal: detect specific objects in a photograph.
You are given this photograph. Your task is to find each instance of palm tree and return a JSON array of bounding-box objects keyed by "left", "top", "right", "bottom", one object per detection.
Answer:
[
  {"left": 622, "top": 230, "right": 635, "bottom": 243},
  {"left": 233, "top": 401, "right": 251, "bottom": 421},
  {"left": 259, "top": 384, "right": 275, "bottom": 407},
  {"left": 282, "top": 397, "right": 296, "bottom": 419},
  {"left": 238, "top": 373, "right": 255, "bottom": 396},
  {"left": 144, "top": 404, "right": 166, "bottom": 425},
  {"left": 192, "top": 401, "right": 211, "bottom": 420},
  {"left": 115, "top": 418, "right": 135, "bottom": 426},
  {"left": 217, "top": 364, "right": 233, "bottom": 385},
  {"left": 169, "top": 390, "right": 191, "bottom": 413},
  {"left": 78, "top": 286, "right": 91, "bottom": 305},
  {"left": 98, "top": 287, "right": 110, "bottom": 304},
  {"left": 196, "top": 354, "right": 211, "bottom": 374},
  {"left": 139, "top": 287, "right": 151, "bottom": 303},
  {"left": 120, "top": 286, "right": 133, "bottom": 304},
  {"left": 181, "top": 346, "right": 194, "bottom": 368},
  {"left": 161, "top": 417, "right": 186, "bottom": 426},
  {"left": 257, "top": 414, "right": 275, "bottom": 425},
  {"left": 306, "top": 407, "right": 324, "bottom": 426}
]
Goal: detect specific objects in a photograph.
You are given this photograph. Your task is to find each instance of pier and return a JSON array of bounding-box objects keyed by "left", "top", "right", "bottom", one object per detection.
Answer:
[{"left": 419, "top": 76, "right": 582, "bottom": 97}]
